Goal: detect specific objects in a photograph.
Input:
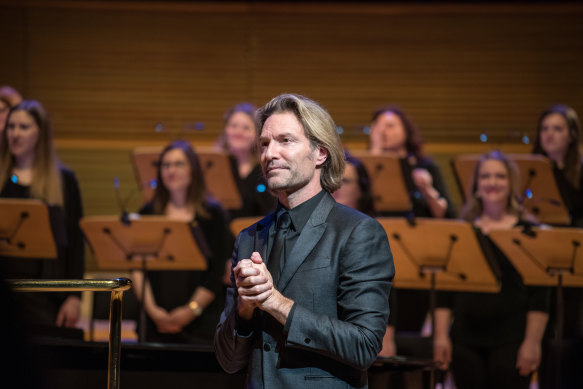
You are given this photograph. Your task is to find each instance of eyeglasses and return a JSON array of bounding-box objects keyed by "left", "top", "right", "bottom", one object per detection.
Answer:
[{"left": 160, "top": 160, "right": 188, "bottom": 170}]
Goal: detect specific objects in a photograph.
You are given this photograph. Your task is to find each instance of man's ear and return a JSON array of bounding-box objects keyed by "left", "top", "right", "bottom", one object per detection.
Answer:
[{"left": 315, "top": 145, "right": 328, "bottom": 167}]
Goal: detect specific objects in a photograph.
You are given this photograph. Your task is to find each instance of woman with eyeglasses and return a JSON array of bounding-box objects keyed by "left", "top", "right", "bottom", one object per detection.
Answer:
[{"left": 131, "top": 139, "right": 233, "bottom": 343}]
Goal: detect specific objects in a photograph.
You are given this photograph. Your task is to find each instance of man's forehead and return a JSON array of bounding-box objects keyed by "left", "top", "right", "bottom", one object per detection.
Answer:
[{"left": 260, "top": 112, "right": 305, "bottom": 137}]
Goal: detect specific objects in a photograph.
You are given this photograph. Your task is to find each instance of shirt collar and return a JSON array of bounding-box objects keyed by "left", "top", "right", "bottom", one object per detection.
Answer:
[{"left": 275, "top": 190, "right": 326, "bottom": 232}]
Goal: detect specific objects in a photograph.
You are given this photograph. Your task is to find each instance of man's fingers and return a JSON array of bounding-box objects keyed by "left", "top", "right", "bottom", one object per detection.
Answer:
[
  {"left": 250, "top": 252, "right": 263, "bottom": 264},
  {"left": 238, "top": 279, "right": 272, "bottom": 295},
  {"left": 235, "top": 263, "right": 261, "bottom": 281}
]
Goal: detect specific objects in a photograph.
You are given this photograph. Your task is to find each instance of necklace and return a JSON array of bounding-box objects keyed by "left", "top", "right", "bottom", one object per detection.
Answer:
[{"left": 10, "top": 174, "right": 18, "bottom": 184}]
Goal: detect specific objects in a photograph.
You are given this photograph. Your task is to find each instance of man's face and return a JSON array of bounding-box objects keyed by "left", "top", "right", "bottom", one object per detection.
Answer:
[{"left": 259, "top": 112, "right": 323, "bottom": 195}]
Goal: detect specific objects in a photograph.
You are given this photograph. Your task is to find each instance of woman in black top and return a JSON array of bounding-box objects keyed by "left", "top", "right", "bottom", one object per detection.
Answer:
[
  {"left": 0, "top": 100, "right": 84, "bottom": 333},
  {"left": 367, "top": 107, "right": 456, "bottom": 362},
  {"left": 532, "top": 104, "right": 582, "bottom": 227},
  {"left": 332, "top": 153, "right": 376, "bottom": 218},
  {"left": 434, "top": 151, "right": 551, "bottom": 389},
  {"left": 532, "top": 104, "right": 583, "bottom": 389},
  {"left": 132, "top": 140, "right": 233, "bottom": 343},
  {"left": 369, "top": 106, "right": 455, "bottom": 220},
  {"left": 216, "top": 102, "right": 276, "bottom": 219}
]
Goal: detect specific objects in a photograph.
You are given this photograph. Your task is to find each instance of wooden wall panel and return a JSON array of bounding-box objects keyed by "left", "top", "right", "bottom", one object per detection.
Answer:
[
  {"left": 0, "top": 7, "right": 27, "bottom": 94},
  {"left": 1, "top": 1, "right": 582, "bottom": 271},
  {"left": 1, "top": 2, "right": 581, "bottom": 144},
  {"left": 249, "top": 11, "right": 583, "bottom": 142},
  {"left": 25, "top": 8, "right": 253, "bottom": 140}
]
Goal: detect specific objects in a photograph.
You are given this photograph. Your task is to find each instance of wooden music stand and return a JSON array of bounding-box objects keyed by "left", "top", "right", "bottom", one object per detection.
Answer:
[
  {"left": 349, "top": 151, "right": 411, "bottom": 213},
  {"left": 489, "top": 226, "right": 583, "bottom": 388},
  {"left": 131, "top": 146, "right": 242, "bottom": 209},
  {"left": 377, "top": 218, "right": 501, "bottom": 336},
  {"left": 197, "top": 149, "right": 242, "bottom": 210},
  {"left": 80, "top": 215, "right": 208, "bottom": 342},
  {"left": 131, "top": 146, "right": 162, "bottom": 203},
  {"left": 0, "top": 199, "right": 58, "bottom": 259},
  {"left": 230, "top": 216, "right": 262, "bottom": 237},
  {"left": 452, "top": 154, "right": 570, "bottom": 225}
]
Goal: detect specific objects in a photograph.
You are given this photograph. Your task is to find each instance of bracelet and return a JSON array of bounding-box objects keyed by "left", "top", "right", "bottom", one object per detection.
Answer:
[{"left": 189, "top": 300, "right": 203, "bottom": 318}]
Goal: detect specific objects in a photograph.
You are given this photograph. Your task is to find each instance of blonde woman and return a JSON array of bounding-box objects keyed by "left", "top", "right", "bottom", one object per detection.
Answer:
[
  {"left": 433, "top": 151, "right": 551, "bottom": 389},
  {"left": 217, "top": 102, "right": 276, "bottom": 219}
]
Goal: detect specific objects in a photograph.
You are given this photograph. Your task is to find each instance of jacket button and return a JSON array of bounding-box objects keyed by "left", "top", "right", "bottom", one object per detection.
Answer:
[
  {"left": 263, "top": 343, "right": 271, "bottom": 351},
  {"left": 304, "top": 338, "right": 311, "bottom": 344}
]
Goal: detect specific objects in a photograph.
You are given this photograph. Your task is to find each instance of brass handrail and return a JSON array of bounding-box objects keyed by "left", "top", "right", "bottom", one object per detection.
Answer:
[{"left": 9, "top": 277, "right": 132, "bottom": 389}]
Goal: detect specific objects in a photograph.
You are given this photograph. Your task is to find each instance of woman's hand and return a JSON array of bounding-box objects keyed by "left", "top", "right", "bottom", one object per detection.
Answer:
[
  {"left": 412, "top": 168, "right": 434, "bottom": 193},
  {"left": 56, "top": 295, "right": 81, "bottom": 327},
  {"left": 433, "top": 334, "right": 452, "bottom": 370},
  {"left": 516, "top": 338, "right": 541, "bottom": 376}
]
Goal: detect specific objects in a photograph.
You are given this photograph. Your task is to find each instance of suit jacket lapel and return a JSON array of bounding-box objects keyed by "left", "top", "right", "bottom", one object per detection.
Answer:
[
  {"left": 254, "top": 213, "right": 273, "bottom": 263},
  {"left": 277, "top": 193, "right": 335, "bottom": 291}
]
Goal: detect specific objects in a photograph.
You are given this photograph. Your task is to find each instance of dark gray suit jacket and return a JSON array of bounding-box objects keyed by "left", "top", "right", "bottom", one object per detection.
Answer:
[{"left": 214, "top": 193, "right": 394, "bottom": 389}]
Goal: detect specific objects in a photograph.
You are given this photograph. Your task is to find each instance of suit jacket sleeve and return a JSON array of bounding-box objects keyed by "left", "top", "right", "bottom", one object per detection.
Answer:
[
  {"left": 284, "top": 217, "right": 394, "bottom": 370},
  {"left": 214, "top": 231, "right": 255, "bottom": 373}
]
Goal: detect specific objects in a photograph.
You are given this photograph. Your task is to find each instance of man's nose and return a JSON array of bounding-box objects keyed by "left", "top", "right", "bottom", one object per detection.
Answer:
[{"left": 264, "top": 141, "right": 279, "bottom": 160}]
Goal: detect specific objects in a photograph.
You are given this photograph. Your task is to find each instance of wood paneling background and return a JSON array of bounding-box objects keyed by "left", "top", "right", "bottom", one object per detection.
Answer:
[
  {"left": 2, "top": 2, "right": 582, "bottom": 143},
  {"left": 0, "top": 1, "right": 581, "bottom": 269}
]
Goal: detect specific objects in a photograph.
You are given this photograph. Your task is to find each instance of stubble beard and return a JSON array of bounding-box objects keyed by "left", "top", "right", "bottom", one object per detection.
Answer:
[{"left": 266, "top": 167, "right": 313, "bottom": 197}]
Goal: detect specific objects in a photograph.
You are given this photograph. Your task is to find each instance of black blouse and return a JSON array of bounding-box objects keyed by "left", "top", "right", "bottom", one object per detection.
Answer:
[
  {"left": 380, "top": 156, "right": 456, "bottom": 219},
  {"left": 228, "top": 158, "right": 276, "bottom": 219},
  {"left": 139, "top": 200, "right": 234, "bottom": 343},
  {"left": 0, "top": 168, "right": 85, "bottom": 327},
  {"left": 385, "top": 156, "right": 456, "bottom": 332},
  {"left": 436, "top": 224, "right": 552, "bottom": 347},
  {"left": 547, "top": 163, "right": 583, "bottom": 339},
  {"left": 552, "top": 162, "right": 583, "bottom": 228}
]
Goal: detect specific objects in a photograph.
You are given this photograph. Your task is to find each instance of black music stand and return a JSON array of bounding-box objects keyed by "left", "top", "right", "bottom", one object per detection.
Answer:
[
  {"left": 489, "top": 226, "right": 583, "bottom": 388},
  {"left": 349, "top": 151, "right": 411, "bottom": 213},
  {"left": 377, "top": 218, "right": 501, "bottom": 337},
  {"left": 0, "top": 199, "right": 58, "bottom": 259},
  {"left": 371, "top": 355, "right": 441, "bottom": 389},
  {"left": 131, "top": 146, "right": 242, "bottom": 209},
  {"left": 452, "top": 154, "right": 570, "bottom": 225},
  {"left": 80, "top": 215, "right": 208, "bottom": 342}
]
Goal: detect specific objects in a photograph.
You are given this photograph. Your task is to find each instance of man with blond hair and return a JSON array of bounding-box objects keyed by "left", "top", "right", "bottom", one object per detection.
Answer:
[{"left": 215, "top": 93, "right": 394, "bottom": 388}]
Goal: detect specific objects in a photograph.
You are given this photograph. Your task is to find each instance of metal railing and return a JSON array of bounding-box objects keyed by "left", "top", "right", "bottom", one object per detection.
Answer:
[{"left": 9, "top": 277, "right": 132, "bottom": 389}]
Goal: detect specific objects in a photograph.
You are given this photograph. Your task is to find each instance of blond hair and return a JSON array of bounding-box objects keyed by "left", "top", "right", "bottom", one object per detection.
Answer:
[
  {"left": 460, "top": 150, "right": 523, "bottom": 221},
  {"left": 256, "top": 94, "right": 345, "bottom": 192}
]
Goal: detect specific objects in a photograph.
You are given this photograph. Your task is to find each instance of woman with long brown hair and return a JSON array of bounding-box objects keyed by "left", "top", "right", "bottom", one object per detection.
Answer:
[
  {"left": 532, "top": 104, "right": 582, "bottom": 227},
  {"left": 368, "top": 107, "right": 455, "bottom": 380},
  {"left": 0, "top": 100, "right": 84, "bottom": 334},
  {"left": 532, "top": 104, "right": 583, "bottom": 389},
  {"left": 131, "top": 139, "right": 233, "bottom": 343},
  {"left": 369, "top": 106, "right": 455, "bottom": 219}
]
